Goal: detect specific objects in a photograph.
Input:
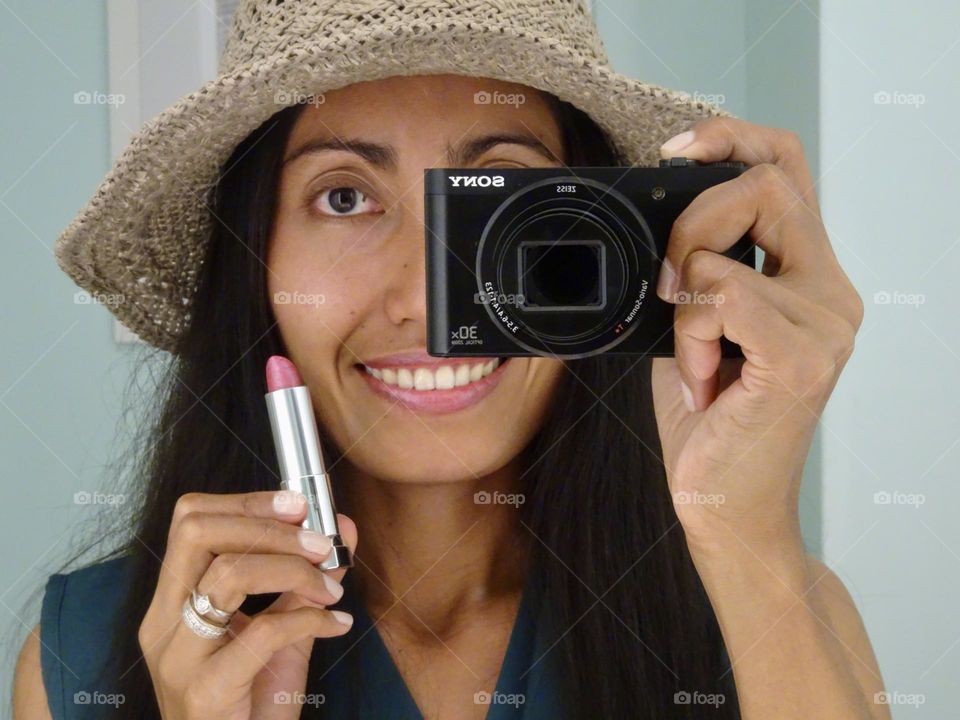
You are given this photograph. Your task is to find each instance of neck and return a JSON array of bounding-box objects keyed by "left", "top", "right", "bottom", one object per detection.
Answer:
[{"left": 335, "top": 452, "right": 530, "bottom": 639}]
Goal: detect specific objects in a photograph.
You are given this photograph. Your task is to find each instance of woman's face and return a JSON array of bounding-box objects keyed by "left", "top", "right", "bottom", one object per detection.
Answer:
[{"left": 268, "top": 74, "right": 566, "bottom": 484}]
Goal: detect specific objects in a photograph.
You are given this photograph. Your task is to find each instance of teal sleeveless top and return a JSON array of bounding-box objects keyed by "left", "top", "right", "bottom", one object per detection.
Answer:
[{"left": 40, "top": 556, "right": 566, "bottom": 719}]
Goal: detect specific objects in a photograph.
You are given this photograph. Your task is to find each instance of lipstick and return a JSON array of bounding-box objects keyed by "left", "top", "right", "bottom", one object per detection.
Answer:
[{"left": 264, "top": 355, "right": 352, "bottom": 570}]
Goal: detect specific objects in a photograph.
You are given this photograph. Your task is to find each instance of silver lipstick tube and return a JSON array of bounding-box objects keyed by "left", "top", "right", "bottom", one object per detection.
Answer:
[{"left": 265, "top": 385, "right": 352, "bottom": 570}]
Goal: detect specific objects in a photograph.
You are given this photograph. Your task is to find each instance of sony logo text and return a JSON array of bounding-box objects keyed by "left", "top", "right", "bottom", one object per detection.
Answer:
[{"left": 448, "top": 175, "right": 505, "bottom": 188}]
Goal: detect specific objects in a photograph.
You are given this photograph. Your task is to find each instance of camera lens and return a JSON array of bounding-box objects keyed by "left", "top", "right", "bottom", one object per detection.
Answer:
[
  {"left": 475, "top": 176, "right": 657, "bottom": 358},
  {"left": 520, "top": 241, "right": 603, "bottom": 308}
]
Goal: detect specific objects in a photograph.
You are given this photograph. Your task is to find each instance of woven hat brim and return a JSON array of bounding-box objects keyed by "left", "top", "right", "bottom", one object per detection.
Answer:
[{"left": 54, "top": 24, "right": 733, "bottom": 353}]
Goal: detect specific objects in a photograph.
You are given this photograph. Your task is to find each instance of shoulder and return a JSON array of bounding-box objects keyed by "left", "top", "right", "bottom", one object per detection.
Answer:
[
  {"left": 37, "top": 555, "right": 136, "bottom": 720},
  {"left": 41, "top": 554, "right": 135, "bottom": 619},
  {"left": 41, "top": 554, "right": 135, "bottom": 662},
  {"left": 14, "top": 624, "right": 51, "bottom": 720}
]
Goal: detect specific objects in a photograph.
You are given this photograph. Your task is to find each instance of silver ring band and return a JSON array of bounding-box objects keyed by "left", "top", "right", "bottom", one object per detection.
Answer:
[
  {"left": 192, "top": 589, "right": 234, "bottom": 624},
  {"left": 181, "top": 597, "right": 229, "bottom": 639}
]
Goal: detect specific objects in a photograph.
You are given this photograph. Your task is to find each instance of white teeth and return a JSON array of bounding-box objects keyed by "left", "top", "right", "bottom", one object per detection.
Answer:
[
  {"left": 413, "top": 368, "right": 435, "bottom": 390},
  {"left": 435, "top": 365, "right": 456, "bottom": 389},
  {"left": 364, "top": 359, "right": 502, "bottom": 391}
]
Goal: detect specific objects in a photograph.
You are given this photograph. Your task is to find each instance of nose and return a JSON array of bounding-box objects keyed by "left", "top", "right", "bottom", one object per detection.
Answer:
[{"left": 383, "top": 202, "right": 428, "bottom": 328}]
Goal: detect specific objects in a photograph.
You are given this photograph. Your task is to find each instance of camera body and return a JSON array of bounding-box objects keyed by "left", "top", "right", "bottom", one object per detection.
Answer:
[{"left": 425, "top": 159, "right": 755, "bottom": 359}]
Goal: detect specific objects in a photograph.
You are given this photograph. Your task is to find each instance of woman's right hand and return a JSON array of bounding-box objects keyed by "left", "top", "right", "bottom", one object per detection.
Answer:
[{"left": 138, "top": 490, "right": 358, "bottom": 719}]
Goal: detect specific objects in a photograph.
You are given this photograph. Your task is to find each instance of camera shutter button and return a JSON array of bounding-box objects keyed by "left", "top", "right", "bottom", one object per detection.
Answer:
[{"left": 658, "top": 157, "right": 699, "bottom": 167}]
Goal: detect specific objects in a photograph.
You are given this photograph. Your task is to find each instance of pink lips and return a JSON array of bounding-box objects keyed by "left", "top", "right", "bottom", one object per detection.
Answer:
[{"left": 357, "top": 358, "right": 511, "bottom": 415}]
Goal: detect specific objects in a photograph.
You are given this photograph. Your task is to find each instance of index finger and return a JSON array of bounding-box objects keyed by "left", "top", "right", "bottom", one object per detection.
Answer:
[
  {"left": 168, "top": 492, "right": 357, "bottom": 582},
  {"left": 660, "top": 117, "right": 820, "bottom": 216},
  {"left": 169, "top": 491, "right": 310, "bottom": 541}
]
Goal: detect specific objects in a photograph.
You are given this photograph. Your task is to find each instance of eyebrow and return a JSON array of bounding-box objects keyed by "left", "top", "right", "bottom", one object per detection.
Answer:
[{"left": 282, "top": 132, "right": 560, "bottom": 170}]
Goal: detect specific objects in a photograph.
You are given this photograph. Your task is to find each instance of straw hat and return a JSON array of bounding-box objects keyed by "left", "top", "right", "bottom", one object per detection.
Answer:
[{"left": 54, "top": 0, "right": 730, "bottom": 353}]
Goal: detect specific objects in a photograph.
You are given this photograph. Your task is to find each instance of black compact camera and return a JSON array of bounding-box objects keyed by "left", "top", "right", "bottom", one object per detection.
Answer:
[{"left": 424, "top": 159, "right": 755, "bottom": 359}]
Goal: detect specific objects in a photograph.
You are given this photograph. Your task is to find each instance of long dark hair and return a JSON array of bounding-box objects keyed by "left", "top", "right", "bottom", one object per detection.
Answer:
[{"left": 72, "top": 94, "right": 739, "bottom": 718}]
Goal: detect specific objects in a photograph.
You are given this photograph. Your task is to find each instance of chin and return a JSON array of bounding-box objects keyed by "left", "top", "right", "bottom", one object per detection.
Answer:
[{"left": 342, "top": 435, "right": 520, "bottom": 486}]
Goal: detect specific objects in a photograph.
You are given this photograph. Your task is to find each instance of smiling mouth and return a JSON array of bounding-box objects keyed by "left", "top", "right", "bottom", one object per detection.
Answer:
[{"left": 356, "top": 357, "right": 510, "bottom": 391}]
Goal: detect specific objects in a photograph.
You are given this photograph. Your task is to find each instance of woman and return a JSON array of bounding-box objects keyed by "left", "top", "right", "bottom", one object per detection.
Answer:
[{"left": 13, "top": 1, "right": 886, "bottom": 718}]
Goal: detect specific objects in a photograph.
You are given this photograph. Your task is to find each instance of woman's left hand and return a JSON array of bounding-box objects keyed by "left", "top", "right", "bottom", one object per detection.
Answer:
[{"left": 651, "top": 117, "right": 864, "bottom": 554}]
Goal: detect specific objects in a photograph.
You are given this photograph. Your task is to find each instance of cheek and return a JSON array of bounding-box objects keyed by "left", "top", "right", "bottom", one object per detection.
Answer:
[
  {"left": 524, "top": 358, "right": 566, "bottom": 417},
  {"left": 269, "top": 270, "right": 366, "bottom": 349},
  {"left": 267, "top": 229, "right": 386, "bottom": 340}
]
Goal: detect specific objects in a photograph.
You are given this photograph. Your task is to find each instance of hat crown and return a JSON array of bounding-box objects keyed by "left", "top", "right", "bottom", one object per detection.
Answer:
[{"left": 219, "top": 0, "right": 609, "bottom": 76}]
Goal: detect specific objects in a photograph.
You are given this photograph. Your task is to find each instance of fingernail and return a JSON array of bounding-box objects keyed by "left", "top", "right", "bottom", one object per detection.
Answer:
[
  {"left": 680, "top": 380, "right": 695, "bottom": 412},
  {"left": 273, "top": 490, "right": 306, "bottom": 516},
  {"left": 661, "top": 130, "right": 696, "bottom": 156},
  {"left": 331, "top": 610, "right": 354, "bottom": 626},
  {"left": 657, "top": 258, "right": 679, "bottom": 302},
  {"left": 298, "top": 530, "right": 333, "bottom": 556},
  {"left": 322, "top": 572, "right": 344, "bottom": 601}
]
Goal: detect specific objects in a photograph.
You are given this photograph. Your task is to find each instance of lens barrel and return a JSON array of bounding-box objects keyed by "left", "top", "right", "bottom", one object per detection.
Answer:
[{"left": 475, "top": 176, "right": 658, "bottom": 358}]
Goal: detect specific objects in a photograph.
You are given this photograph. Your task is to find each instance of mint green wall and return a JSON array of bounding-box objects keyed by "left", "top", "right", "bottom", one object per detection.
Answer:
[
  {"left": 0, "top": 2, "right": 138, "bottom": 715},
  {"left": 817, "top": 1, "right": 960, "bottom": 715},
  {"left": 593, "top": 0, "right": 748, "bottom": 117}
]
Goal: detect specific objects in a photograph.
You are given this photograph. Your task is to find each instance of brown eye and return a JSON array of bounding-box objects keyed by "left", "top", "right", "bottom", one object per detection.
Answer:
[{"left": 314, "top": 186, "right": 382, "bottom": 217}]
